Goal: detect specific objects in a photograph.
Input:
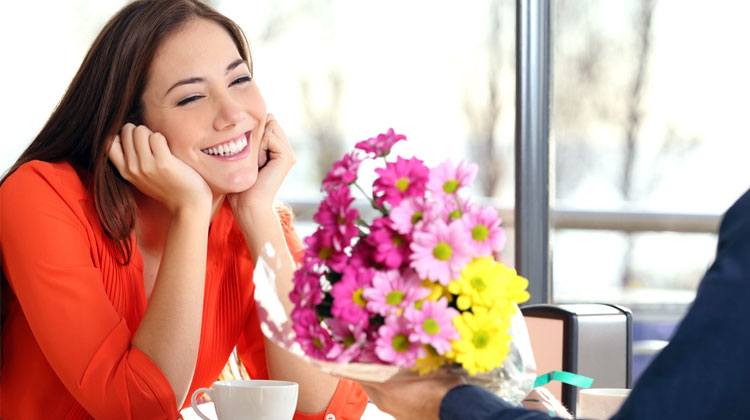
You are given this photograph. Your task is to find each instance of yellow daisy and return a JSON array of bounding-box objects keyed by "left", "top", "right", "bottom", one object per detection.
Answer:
[
  {"left": 451, "top": 306, "right": 511, "bottom": 375},
  {"left": 414, "top": 345, "right": 446, "bottom": 375},
  {"left": 448, "top": 258, "right": 530, "bottom": 312}
]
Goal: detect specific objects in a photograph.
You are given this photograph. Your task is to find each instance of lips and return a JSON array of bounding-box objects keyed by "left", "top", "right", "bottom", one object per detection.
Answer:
[{"left": 201, "top": 132, "right": 250, "bottom": 157}]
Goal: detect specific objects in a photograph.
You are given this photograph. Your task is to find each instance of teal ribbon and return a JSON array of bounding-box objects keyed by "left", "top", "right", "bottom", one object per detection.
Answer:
[{"left": 534, "top": 370, "right": 594, "bottom": 389}]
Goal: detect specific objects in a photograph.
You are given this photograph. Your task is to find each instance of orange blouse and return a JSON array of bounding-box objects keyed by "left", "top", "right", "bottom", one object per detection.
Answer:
[{"left": 0, "top": 160, "right": 366, "bottom": 420}]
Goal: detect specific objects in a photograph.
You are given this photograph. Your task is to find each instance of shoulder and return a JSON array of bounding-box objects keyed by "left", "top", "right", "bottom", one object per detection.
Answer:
[
  {"left": 1, "top": 160, "right": 88, "bottom": 203},
  {"left": 717, "top": 188, "right": 750, "bottom": 249},
  {"left": 0, "top": 161, "right": 91, "bottom": 238}
]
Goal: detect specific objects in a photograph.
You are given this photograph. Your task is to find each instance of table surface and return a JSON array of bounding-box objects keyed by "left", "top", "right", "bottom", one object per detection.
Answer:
[{"left": 181, "top": 402, "right": 394, "bottom": 420}]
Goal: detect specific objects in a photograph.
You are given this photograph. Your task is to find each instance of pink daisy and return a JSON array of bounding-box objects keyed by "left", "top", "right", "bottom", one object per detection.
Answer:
[
  {"left": 427, "top": 195, "right": 473, "bottom": 224},
  {"left": 322, "top": 151, "right": 363, "bottom": 192},
  {"left": 389, "top": 196, "right": 426, "bottom": 235},
  {"left": 410, "top": 220, "right": 471, "bottom": 285},
  {"left": 363, "top": 269, "right": 429, "bottom": 316},
  {"left": 461, "top": 205, "right": 506, "bottom": 257},
  {"left": 354, "top": 128, "right": 406, "bottom": 157},
  {"left": 325, "top": 319, "right": 368, "bottom": 363},
  {"left": 373, "top": 157, "right": 429, "bottom": 207},
  {"left": 303, "top": 228, "right": 348, "bottom": 272},
  {"left": 375, "top": 315, "right": 423, "bottom": 367},
  {"left": 427, "top": 160, "right": 478, "bottom": 197},
  {"left": 356, "top": 334, "right": 381, "bottom": 363},
  {"left": 289, "top": 266, "right": 324, "bottom": 309},
  {"left": 367, "top": 217, "right": 409, "bottom": 269},
  {"left": 331, "top": 265, "right": 374, "bottom": 326},
  {"left": 404, "top": 298, "right": 459, "bottom": 354},
  {"left": 292, "top": 307, "right": 335, "bottom": 360},
  {"left": 313, "top": 187, "right": 360, "bottom": 248}
]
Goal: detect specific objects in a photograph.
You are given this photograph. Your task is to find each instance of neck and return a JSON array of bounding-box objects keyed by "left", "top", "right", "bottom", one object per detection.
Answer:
[{"left": 134, "top": 191, "right": 225, "bottom": 253}]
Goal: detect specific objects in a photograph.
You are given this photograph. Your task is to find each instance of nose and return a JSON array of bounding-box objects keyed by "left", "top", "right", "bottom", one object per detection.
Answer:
[{"left": 213, "top": 92, "right": 249, "bottom": 131}]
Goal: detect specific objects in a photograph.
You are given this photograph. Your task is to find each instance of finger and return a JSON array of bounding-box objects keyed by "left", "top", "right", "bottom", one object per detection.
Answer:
[
  {"left": 149, "top": 132, "right": 171, "bottom": 161},
  {"left": 133, "top": 125, "right": 154, "bottom": 169},
  {"left": 266, "top": 114, "right": 286, "bottom": 137},
  {"left": 107, "top": 135, "right": 127, "bottom": 174},
  {"left": 263, "top": 119, "right": 288, "bottom": 153},
  {"left": 120, "top": 123, "right": 138, "bottom": 173}
]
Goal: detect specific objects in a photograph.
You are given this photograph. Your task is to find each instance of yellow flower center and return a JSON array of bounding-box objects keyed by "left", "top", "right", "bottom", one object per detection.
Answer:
[
  {"left": 395, "top": 177, "right": 410, "bottom": 192},
  {"left": 423, "top": 318, "right": 440, "bottom": 335},
  {"left": 472, "top": 330, "right": 490, "bottom": 349},
  {"left": 392, "top": 235, "right": 404, "bottom": 247},
  {"left": 470, "top": 276, "right": 487, "bottom": 292},
  {"left": 443, "top": 179, "right": 460, "bottom": 193},
  {"left": 449, "top": 210, "right": 462, "bottom": 220},
  {"left": 343, "top": 335, "right": 355, "bottom": 348},
  {"left": 313, "top": 338, "right": 324, "bottom": 349},
  {"left": 352, "top": 288, "right": 367, "bottom": 308},
  {"left": 386, "top": 290, "right": 405, "bottom": 306},
  {"left": 472, "top": 225, "right": 489, "bottom": 241},
  {"left": 392, "top": 334, "right": 410, "bottom": 353},
  {"left": 433, "top": 242, "right": 453, "bottom": 261},
  {"left": 411, "top": 211, "right": 423, "bottom": 225},
  {"left": 318, "top": 247, "right": 333, "bottom": 260}
]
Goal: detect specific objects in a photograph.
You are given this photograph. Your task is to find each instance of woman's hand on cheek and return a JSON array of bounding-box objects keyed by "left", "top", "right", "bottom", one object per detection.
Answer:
[
  {"left": 227, "top": 114, "right": 295, "bottom": 214},
  {"left": 108, "top": 123, "right": 213, "bottom": 215}
]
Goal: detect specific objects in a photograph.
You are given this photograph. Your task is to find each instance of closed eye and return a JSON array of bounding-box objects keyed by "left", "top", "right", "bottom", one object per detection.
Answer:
[
  {"left": 230, "top": 75, "right": 252, "bottom": 86},
  {"left": 177, "top": 95, "right": 203, "bottom": 106}
]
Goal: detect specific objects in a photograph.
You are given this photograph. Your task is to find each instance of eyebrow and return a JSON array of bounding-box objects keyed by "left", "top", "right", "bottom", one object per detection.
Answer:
[{"left": 164, "top": 58, "right": 248, "bottom": 97}]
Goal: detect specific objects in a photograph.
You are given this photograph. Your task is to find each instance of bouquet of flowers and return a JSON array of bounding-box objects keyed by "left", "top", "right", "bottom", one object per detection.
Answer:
[{"left": 289, "top": 129, "right": 533, "bottom": 381}]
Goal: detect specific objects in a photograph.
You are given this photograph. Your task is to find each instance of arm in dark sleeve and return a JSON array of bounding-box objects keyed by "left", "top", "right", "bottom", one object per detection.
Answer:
[
  {"left": 613, "top": 189, "right": 750, "bottom": 420},
  {"left": 440, "top": 385, "right": 560, "bottom": 420}
]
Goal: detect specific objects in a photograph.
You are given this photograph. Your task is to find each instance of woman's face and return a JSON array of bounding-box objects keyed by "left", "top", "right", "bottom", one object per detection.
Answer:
[{"left": 141, "top": 18, "right": 266, "bottom": 195}]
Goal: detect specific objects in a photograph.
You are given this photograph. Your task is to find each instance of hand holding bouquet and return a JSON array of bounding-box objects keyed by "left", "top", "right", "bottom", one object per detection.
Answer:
[{"left": 290, "top": 129, "right": 531, "bottom": 377}]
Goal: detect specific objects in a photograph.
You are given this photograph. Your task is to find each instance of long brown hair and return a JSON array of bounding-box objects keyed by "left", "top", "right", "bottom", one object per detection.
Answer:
[{"left": 0, "top": 0, "right": 252, "bottom": 329}]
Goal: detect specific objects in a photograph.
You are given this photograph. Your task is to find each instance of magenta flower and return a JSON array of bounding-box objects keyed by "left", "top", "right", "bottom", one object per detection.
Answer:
[
  {"left": 373, "top": 157, "right": 429, "bottom": 207},
  {"left": 292, "top": 307, "right": 335, "bottom": 360},
  {"left": 313, "top": 187, "right": 360, "bottom": 249},
  {"left": 356, "top": 335, "right": 381, "bottom": 363},
  {"left": 303, "top": 228, "right": 348, "bottom": 272},
  {"left": 368, "top": 217, "right": 409, "bottom": 269},
  {"left": 355, "top": 128, "right": 406, "bottom": 157},
  {"left": 289, "top": 266, "right": 323, "bottom": 309},
  {"left": 363, "top": 269, "right": 428, "bottom": 316},
  {"left": 331, "top": 265, "right": 374, "bottom": 326},
  {"left": 462, "top": 205, "right": 505, "bottom": 257},
  {"left": 405, "top": 298, "right": 459, "bottom": 354},
  {"left": 350, "top": 239, "right": 376, "bottom": 269},
  {"left": 325, "top": 319, "right": 367, "bottom": 362},
  {"left": 322, "top": 151, "right": 363, "bottom": 192},
  {"left": 375, "top": 315, "right": 423, "bottom": 367},
  {"left": 410, "top": 220, "right": 471, "bottom": 285},
  {"left": 390, "top": 196, "right": 426, "bottom": 235},
  {"left": 427, "top": 160, "right": 478, "bottom": 197}
]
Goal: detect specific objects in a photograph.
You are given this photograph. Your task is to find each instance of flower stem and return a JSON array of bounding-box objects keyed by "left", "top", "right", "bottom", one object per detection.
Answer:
[{"left": 353, "top": 182, "right": 387, "bottom": 215}]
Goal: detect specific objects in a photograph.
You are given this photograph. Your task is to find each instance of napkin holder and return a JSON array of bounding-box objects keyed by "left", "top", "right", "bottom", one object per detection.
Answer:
[{"left": 521, "top": 303, "right": 632, "bottom": 414}]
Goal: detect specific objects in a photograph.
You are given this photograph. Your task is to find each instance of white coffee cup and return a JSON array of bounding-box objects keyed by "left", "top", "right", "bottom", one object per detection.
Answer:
[
  {"left": 576, "top": 388, "right": 630, "bottom": 419},
  {"left": 190, "top": 379, "right": 299, "bottom": 420}
]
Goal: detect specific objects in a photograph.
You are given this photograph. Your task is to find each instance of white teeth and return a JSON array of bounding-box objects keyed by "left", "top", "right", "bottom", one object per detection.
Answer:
[{"left": 201, "top": 135, "right": 248, "bottom": 157}]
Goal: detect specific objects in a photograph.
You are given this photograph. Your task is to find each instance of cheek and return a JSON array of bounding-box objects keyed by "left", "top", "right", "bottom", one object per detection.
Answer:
[
  {"left": 161, "top": 124, "right": 202, "bottom": 158},
  {"left": 245, "top": 84, "right": 267, "bottom": 116}
]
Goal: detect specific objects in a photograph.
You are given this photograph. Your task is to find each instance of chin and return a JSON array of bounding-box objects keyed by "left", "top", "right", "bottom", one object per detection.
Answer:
[{"left": 207, "top": 169, "right": 258, "bottom": 195}]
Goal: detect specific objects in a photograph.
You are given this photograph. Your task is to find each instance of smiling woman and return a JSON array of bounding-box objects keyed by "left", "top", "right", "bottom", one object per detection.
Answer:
[{"left": 0, "top": 1, "right": 365, "bottom": 419}]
